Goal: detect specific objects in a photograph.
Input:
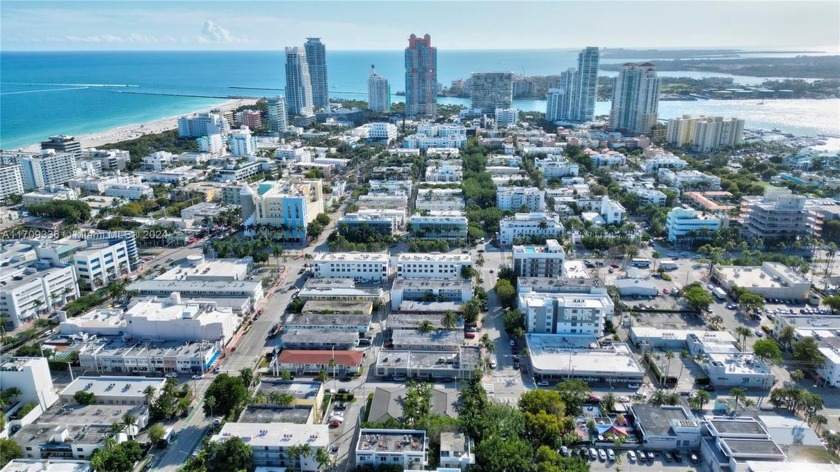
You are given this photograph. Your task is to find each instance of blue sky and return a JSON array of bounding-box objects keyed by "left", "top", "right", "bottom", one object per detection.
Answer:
[{"left": 2, "top": 1, "right": 838, "bottom": 52}]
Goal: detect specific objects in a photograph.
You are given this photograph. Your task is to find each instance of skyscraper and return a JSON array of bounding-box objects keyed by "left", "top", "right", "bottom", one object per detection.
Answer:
[
  {"left": 470, "top": 72, "right": 514, "bottom": 112},
  {"left": 570, "top": 47, "right": 600, "bottom": 121},
  {"left": 609, "top": 63, "right": 661, "bottom": 136},
  {"left": 304, "top": 38, "right": 329, "bottom": 109},
  {"left": 368, "top": 65, "right": 391, "bottom": 113},
  {"left": 267, "top": 96, "right": 288, "bottom": 132},
  {"left": 545, "top": 68, "right": 575, "bottom": 122},
  {"left": 285, "top": 47, "right": 314, "bottom": 117},
  {"left": 405, "top": 33, "right": 437, "bottom": 117}
]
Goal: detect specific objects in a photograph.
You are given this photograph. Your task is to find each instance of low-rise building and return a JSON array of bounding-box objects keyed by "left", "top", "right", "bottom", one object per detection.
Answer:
[
  {"left": 390, "top": 330, "right": 464, "bottom": 352},
  {"left": 712, "top": 262, "right": 811, "bottom": 301},
  {"left": 59, "top": 376, "right": 165, "bottom": 406},
  {"left": 496, "top": 186, "right": 546, "bottom": 212},
  {"left": 424, "top": 160, "right": 463, "bottom": 183},
  {"left": 0, "top": 261, "right": 79, "bottom": 328},
  {"left": 211, "top": 423, "right": 328, "bottom": 471},
  {"left": 279, "top": 328, "right": 359, "bottom": 350},
  {"left": 535, "top": 155, "right": 579, "bottom": 179},
  {"left": 313, "top": 252, "right": 390, "bottom": 283},
  {"left": 526, "top": 334, "right": 644, "bottom": 383},
  {"left": 374, "top": 347, "right": 481, "bottom": 381},
  {"left": 76, "top": 338, "right": 220, "bottom": 375},
  {"left": 285, "top": 313, "right": 371, "bottom": 334},
  {"left": 666, "top": 206, "right": 722, "bottom": 243},
  {"left": 274, "top": 349, "right": 364, "bottom": 376},
  {"left": 643, "top": 152, "right": 688, "bottom": 173},
  {"left": 1, "top": 459, "right": 92, "bottom": 472},
  {"left": 409, "top": 213, "right": 468, "bottom": 240},
  {"left": 700, "top": 417, "right": 785, "bottom": 472},
  {"left": 512, "top": 239, "right": 565, "bottom": 278},
  {"left": 771, "top": 315, "right": 840, "bottom": 388},
  {"left": 658, "top": 169, "right": 721, "bottom": 190},
  {"left": 338, "top": 212, "right": 397, "bottom": 236},
  {"left": 396, "top": 253, "right": 473, "bottom": 279},
  {"left": 403, "top": 124, "right": 467, "bottom": 149},
  {"left": 368, "top": 386, "right": 457, "bottom": 424},
  {"left": 356, "top": 429, "right": 428, "bottom": 470},
  {"left": 299, "top": 278, "right": 384, "bottom": 302},
  {"left": 390, "top": 278, "right": 473, "bottom": 310},
  {"left": 498, "top": 212, "right": 565, "bottom": 246},
  {"left": 630, "top": 404, "right": 702, "bottom": 450},
  {"left": 439, "top": 432, "right": 475, "bottom": 470},
  {"left": 21, "top": 187, "right": 80, "bottom": 206},
  {"left": 702, "top": 351, "right": 775, "bottom": 389}
]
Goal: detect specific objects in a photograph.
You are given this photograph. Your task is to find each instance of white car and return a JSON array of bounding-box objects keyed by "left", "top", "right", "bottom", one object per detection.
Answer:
[
  {"left": 537, "top": 380, "right": 550, "bottom": 386},
  {"left": 607, "top": 449, "right": 615, "bottom": 461},
  {"left": 192, "top": 374, "right": 203, "bottom": 380},
  {"left": 627, "top": 451, "right": 636, "bottom": 462},
  {"left": 489, "top": 360, "right": 497, "bottom": 369}
]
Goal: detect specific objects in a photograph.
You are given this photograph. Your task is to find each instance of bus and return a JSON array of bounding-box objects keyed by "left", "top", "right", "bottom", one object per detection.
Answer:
[{"left": 631, "top": 258, "right": 652, "bottom": 268}]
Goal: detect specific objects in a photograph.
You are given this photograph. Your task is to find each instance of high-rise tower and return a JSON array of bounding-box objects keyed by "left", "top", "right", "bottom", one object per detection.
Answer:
[
  {"left": 304, "top": 38, "right": 329, "bottom": 109},
  {"left": 609, "top": 63, "right": 661, "bottom": 135},
  {"left": 405, "top": 34, "right": 437, "bottom": 117},
  {"left": 285, "top": 47, "right": 314, "bottom": 117},
  {"left": 570, "top": 47, "right": 600, "bottom": 121},
  {"left": 368, "top": 65, "right": 391, "bottom": 113},
  {"left": 470, "top": 72, "right": 514, "bottom": 112}
]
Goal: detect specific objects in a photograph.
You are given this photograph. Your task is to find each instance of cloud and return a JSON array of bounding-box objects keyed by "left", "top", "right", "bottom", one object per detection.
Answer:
[
  {"left": 63, "top": 33, "right": 168, "bottom": 44},
  {"left": 200, "top": 19, "right": 232, "bottom": 42}
]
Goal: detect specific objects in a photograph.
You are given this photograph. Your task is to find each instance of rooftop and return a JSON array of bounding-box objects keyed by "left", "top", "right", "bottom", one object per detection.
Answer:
[
  {"left": 517, "top": 277, "right": 602, "bottom": 292},
  {"left": 0, "top": 460, "right": 91, "bottom": 472},
  {"left": 212, "top": 423, "right": 329, "bottom": 448},
  {"left": 255, "top": 380, "right": 322, "bottom": 401},
  {"left": 715, "top": 262, "right": 810, "bottom": 288},
  {"left": 720, "top": 438, "right": 785, "bottom": 458},
  {"left": 526, "top": 335, "right": 643, "bottom": 377},
  {"left": 288, "top": 314, "right": 371, "bottom": 328},
  {"left": 156, "top": 256, "right": 251, "bottom": 281},
  {"left": 16, "top": 424, "right": 111, "bottom": 448},
  {"left": 630, "top": 404, "right": 697, "bottom": 437},
  {"left": 376, "top": 348, "right": 480, "bottom": 371},
  {"left": 37, "top": 403, "right": 147, "bottom": 428},
  {"left": 709, "top": 418, "right": 770, "bottom": 437},
  {"left": 314, "top": 252, "right": 390, "bottom": 263},
  {"left": 368, "top": 387, "right": 457, "bottom": 424},
  {"left": 392, "top": 278, "right": 472, "bottom": 290},
  {"left": 706, "top": 352, "right": 774, "bottom": 375},
  {"left": 302, "top": 300, "right": 373, "bottom": 315},
  {"left": 280, "top": 328, "right": 360, "bottom": 345},
  {"left": 357, "top": 429, "right": 426, "bottom": 453},
  {"left": 629, "top": 327, "right": 737, "bottom": 345},
  {"left": 276, "top": 349, "right": 364, "bottom": 367},
  {"left": 391, "top": 330, "right": 464, "bottom": 348},
  {"left": 60, "top": 376, "right": 164, "bottom": 399},
  {"left": 396, "top": 301, "right": 462, "bottom": 313},
  {"left": 237, "top": 405, "right": 312, "bottom": 424},
  {"left": 387, "top": 314, "right": 452, "bottom": 331},
  {"left": 397, "top": 253, "right": 472, "bottom": 263}
]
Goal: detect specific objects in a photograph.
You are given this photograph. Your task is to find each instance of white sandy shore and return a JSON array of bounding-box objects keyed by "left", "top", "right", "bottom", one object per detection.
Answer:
[{"left": 17, "top": 98, "right": 258, "bottom": 151}]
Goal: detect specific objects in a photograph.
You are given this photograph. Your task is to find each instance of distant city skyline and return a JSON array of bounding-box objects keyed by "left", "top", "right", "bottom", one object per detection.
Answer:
[{"left": 2, "top": 1, "right": 838, "bottom": 52}]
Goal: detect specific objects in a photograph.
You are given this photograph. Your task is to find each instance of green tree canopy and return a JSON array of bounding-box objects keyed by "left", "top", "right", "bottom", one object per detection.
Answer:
[
  {"left": 203, "top": 373, "right": 248, "bottom": 419},
  {"left": 753, "top": 339, "right": 783, "bottom": 364}
]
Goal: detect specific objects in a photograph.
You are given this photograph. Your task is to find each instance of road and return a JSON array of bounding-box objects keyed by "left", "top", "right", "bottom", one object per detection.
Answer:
[{"left": 148, "top": 214, "right": 342, "bottom": 472}]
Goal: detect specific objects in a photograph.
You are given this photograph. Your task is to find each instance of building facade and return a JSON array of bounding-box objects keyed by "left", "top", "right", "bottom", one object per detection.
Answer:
[
  {"left": 666, "top": 115, "right": 745, "bottom": 153},
  {"left": 240, "top": 179, "right": 324, "bottom": 242},
  {"left": 512, "top": 239, "right": 566, "bottom": 278},
  {"left": 496, "top": 186, "right": 546, "bottom": 212},
  {"left": 570, "top": 47, "right": 600, "bottom": 122},
  {"left": 405, "top": 34, "right": 437, "bottom": 117},
  {"left": 740, "top": 189, "right": 810, "bottom": 242},
  {"left": 470, "top": 72, "right": 513, "bottom": 111},
  {"left": 396, "top": 253, "right": 473, "bottom": 279},
  {"left": 313, "top": 252, "right": 390, "bottom": 283},
  {"left": 609, "top": 63, "right": 661, "bottom": 136},
  {"left": 518, "top": 292, "right": 613, "bottom": 335},
  {"left": 665, "top": 207, "right": 722, "bottom": 243},
  {"left": 285, "top": 46, "right": 315, "bottom": 117},
  {"left": 0, "top": 165, "right": 25, "bottom": 199},
  {"left": 304, "top": 38, "right": 329, "bottom": 109},
  {"left": 267, "top": 96, "right": 288, "bottom": 132},
  {"left": 368, "top": 65, "right": 391, "bottom": 113},
  {"left": 409, "top": 213, "right": 468, "bottom": 240},
  {"left": 498, "top": 212, "right": 565, "bottom": 246},
  {"left": 177, "top": 112, "right": 229, "bottom": 138}
]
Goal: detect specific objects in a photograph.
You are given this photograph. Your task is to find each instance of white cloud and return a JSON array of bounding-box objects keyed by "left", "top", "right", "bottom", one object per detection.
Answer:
[
  {"left": 62, "top": 33, "right": 169, "bottom": 44},
  {"left": 200, "top": 19, "right": 232, "bottom": 42}
]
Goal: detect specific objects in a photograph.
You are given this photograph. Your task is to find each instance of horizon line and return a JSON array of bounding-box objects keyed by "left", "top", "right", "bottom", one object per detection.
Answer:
[{"left": 0, "top": 47, "right": 833, "bottom": 54}]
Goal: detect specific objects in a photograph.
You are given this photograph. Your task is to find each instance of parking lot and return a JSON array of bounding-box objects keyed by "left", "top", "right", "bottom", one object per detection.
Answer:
[{"left": 586, "top": 453, "right": 701, "bottom": 472}]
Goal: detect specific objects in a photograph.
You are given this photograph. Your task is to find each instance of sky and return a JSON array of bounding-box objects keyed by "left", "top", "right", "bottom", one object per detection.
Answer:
[{"left": 2, "top": 1, "right": 839, "bottom": 52}]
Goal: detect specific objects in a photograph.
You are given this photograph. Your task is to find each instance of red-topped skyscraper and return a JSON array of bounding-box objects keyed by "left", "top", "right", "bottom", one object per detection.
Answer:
[{"left": 404, "top": 34, "right": 437, "bottom": 117}]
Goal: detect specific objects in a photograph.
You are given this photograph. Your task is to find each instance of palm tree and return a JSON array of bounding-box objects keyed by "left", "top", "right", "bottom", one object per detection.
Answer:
[
  {"left": 735, "top": 326, "right": 753, "bottom": 351},
  {"left": 143, "top": 386, "right": 157, "bottom": 405},
  {"left": 122, "top": 412, "right": 137, "bottom": 439},
  {"left": 813, "top": 414, "right": 829, "bottom": 433},
  {"left": 109, "top": 422, "right": 125, "bottom": 437},
  {"left": 315, "top": 448, "right": 331, "bottom": 471},
  {"left": 664, "top": 350, "right": 674, "bottom": 387},
  {"left": 729, "top": 387, "right": 747, "bottom": 410},
  {"left": 692, "top": 389, "right": 711, "bottom": 410},
  {"left": 651, "top": 251, "right": 660, "bottom": 272},
  {"left": 650, "top": 389, "right": 667, "bottom": 406},
  {"left": 418, "top": 320, "right": 435, "bottom": 333},
  {"left": 441, "top": 311, "right": 458, "bottom": 330}
]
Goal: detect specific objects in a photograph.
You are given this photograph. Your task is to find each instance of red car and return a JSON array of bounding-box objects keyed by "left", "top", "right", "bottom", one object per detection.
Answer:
[{"left": 465, "top": 332, "right": 476, "bottom": 339}]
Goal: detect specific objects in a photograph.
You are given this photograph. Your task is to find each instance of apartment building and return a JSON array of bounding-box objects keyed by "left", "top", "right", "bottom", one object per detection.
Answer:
[
  {"left": 21, "top": 186, "right": 80, "bottom": 206},
  {"left": 177, "top": 112, "right": 229, "bottom": 138},
  {"left": 518, "top": 291, "right": 613, "bottom": 335},
  {"left": 772, "top": 315, "right": 840, "bottom": 388},
  {"left": 0, "top": 165, "right": 25, "bottom": 200},
  {"left": 396, "top": 253, "right": 473, "bottom": 279},
  {"left": 364, "top": 122, "right": 398, "bottom": 144},
  {"left": 0, "top": 357, "right": 59, "bottom": 410},
  {"left": 3, "top": 150, "right": 78, "bottom": 190},
  {"left": 496, "top": 186, "right": 546, "bottom": 212},
  {"left": 425, "top": 160, "right": 463, "bottom": 182},
  {"left": 313, "top": 252, "right": 390, "bottom": 283},
  {"left": 512, "top": 239, "right": 566, "bottom": 278},
  {"left": 409, "top": 213, "right": 468, "bottom": 240},
  {"left": 658, "top": 169, "right": 721, "bottom": 190},
  {"left": 643, "top": 153, "right": 688, "bottom": 173},
  {"left": 470, "top": 72, "right": 514, "bottom": 111},
  {"left": 356, "top": 429, "right": 428, "bottom": 470},
  {"left": 666, "top": 115, "right": 745, "bottom": 153},
  {"left": 240, "top": 179, "right": 324, "bottom": 242},
  {"left": 338, "top": 212, "right": 398, "bottom": 236},
  {"left": 403, "top": 124, "right": 467, "bottom": 149},
  {"left": 76, "top": 338, "right": 220, "bottom": 375},
  {"left": 535, "top": 155, "right": 579, "bottom": 179},
  {"left": 740, "top": 189, "right": 810, "bottom": 242},
  {"left": 0, "top": 262, "right": 79, "bottom": 328},
  {"left": 665, "top": 207, "right": 722, "bottom": 243},
  {"left": 212, "top": 423, "right": 328, "bottom": 471},
  {"left": 71, "top": 239, "right": 131, "bottom": 290},
  {"left": 498, "top": 212, "right": 565, "bottom": 246}
]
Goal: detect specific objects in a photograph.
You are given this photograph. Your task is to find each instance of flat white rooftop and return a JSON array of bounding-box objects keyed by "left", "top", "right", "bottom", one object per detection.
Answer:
[
  {"left": 60, "top": 376, "right": 164, "bottom": 399},
  {"left": 526, "top": 334, "right": 644, "bottom": 377},
  {"left": 157, "top": 257, "right": 250, "bottom": 281},
  {"left": 314, "top": 252, "right": 389, "bottom": 263},
  {"left": 0, "top": 460, "right": 91, "bottom": 472},
  {"left": 211, "top": 422, "right": 329, "bottom": 448},
  {"left": 707, "top": 352, "right": 773, "bottom": 375},
  {"left": 397, "top": 253, "right": 471, "bottom": 263}
]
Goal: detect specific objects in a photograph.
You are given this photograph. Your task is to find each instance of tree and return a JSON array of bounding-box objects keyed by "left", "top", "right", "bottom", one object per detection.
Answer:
[
  {"left": 502, "top": 309, "right": 526, "bottom": 340},
  {"left": 650, "top": 390, "right": 667, "bottom": 406},
  {"left": 203, "top": 373, "right": 248, "bottom": 419},
  {"left": 729, "top": 387, "right": 747, "bottom": 410},
  {"left": 315, "top": 447, "right": 331, "bottom": 471},
  {"left": 494, "top": 278, "right": 517, "bottom": 309},
  {"left": 460, "top": 297, "right": 482, "bottom": 324},
  {"left": 519, "top": 389, "right": 566, "bottom": 417},
  {"left": 89, "top": 440, "right": 143, "bottom": 472},
  {"left": 206, "top": 437, "right": 253, "bottom": 472},
  {"left": 315, "top": 213, "right": 331, "bottom": 225},
  {"left": 602, "top": 392, "right": 616, "bottom": 412},
  {"left": 317, "top": 369, "right": 328, "bottom": 382},
  {"left": 790, "top": 369, "right": 805, "bottom": 382},
  {"left": 735, "top": 326, "right": 753, "bottom": 351},
  {"left": 778, "top": 325, "right": 796, "bottom": 351},
  {"left": 664, "top": 350, "right": 675, "bottom": 387},
  {"left": 441, "top": 311, "right": 459, "bottom": 330},
  {"left": 122, "top": 413, "right": 137, "bottom": 439},
  {"left": 689, "top": 389, "right": 711, "bottom": 410},
  {"left": 0, "top": 438, "right": 23, "bottom": 469},
  {"left": 288, "top": 298, "right": 305, "bottom": 313},
  {"left": 753, "top": 339, "right": 783, "bottom": 364},
  {"left": 813, "top": 414, "right": 829, "bottom": 433},
  {"left": 306, "top": 221, "right": 324, "bottom": 238},
  {"left": 402, "top": 381, "right": 433, "bottom": 427},
  {"left": 824, "top": 295, "right": 840, "bottom": 314},
  {"left": 792, "top": 337, "right": 826, "bottom": 367},
  {"left": 239, "top": 368, "right": 254, "bottom": 389},
  {"left": 74, "top": 390, "right": 97, "bottom": 405},
  {"left": 418, "top": 320, "right": 435, "bottom": 333},
  {"left": 682, "top": 283, "right": 714, "bottom": 312},
  {"left": 460, "top": 265, "right": 477, "bottom": 280},
  {"left": 474, "top": 434, "right": 534, "bottom": 472},
  {"left": 555, "top": 380, "right": 590, "bottom": 416},
  {"left": 148, "top": 423, "right": 166, "bottom": 447}
]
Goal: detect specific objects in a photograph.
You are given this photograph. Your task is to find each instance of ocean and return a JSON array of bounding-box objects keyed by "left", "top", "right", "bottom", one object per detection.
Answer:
[{"left": 1, "top": 50, "right": 838, "bottom": 149}]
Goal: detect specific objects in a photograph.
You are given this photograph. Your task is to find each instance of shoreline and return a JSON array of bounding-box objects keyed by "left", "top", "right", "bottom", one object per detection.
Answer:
[{"left": 14, "top": 98, "right": 258, "bottom": 152}]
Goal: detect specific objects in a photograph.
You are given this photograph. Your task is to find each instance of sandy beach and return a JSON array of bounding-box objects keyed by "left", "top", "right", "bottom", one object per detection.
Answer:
[{"left": 17, "top": 98, "right": 258, "bottom": 151}]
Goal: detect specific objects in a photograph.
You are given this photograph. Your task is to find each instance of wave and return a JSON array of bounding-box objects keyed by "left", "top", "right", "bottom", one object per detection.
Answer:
[{"left": 0, "top": 86, "right": 89, "bottom": 95}]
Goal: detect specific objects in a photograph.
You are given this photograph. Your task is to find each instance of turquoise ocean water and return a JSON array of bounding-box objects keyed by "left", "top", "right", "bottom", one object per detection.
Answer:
[{"left": 1, "top": 50, "right": 838, "bottom": 149}]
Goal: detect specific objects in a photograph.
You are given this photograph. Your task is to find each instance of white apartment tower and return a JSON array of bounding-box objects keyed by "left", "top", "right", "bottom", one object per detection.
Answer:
[
  {"left": 267, "top": 96, "right": 288, "bottom": 132},
  {"left": 304, "top": 38, "right": 329, "bottom": 109},
  {"left": 11, "top": 150, "right": 78, "bottom": 190},
  {"left": 545, "top": 68, "right": 575, "bottom": 122},
  {"left": 609, "top": 63, "right": 661, "bottom": 136},
  {"left": 571, "top": 46, "right": 600, "bottom": 122},
  {"left": 368, "top": 65, "right": 391, "bottom": 113},
  {"left": 0, "top": 165, "right": 25, "bottom": 199},
  {"left": 285, "top": 47, "right": 315, "bottom": 117}
]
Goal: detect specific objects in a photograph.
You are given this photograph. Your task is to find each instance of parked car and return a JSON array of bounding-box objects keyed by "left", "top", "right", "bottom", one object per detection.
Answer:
[
  {"left": 637, "top": 450, "right": 646, "bottom": 462},
  {"left": 560, "top": 446, "right": 568, "bottom": 456},
  {"left": 465, "top": 332, "right": 476, "bottom": 339},
  {"left": 627, "top": 451, "right": 636, "bottom": 462},
  {"left": 663, "top": 451, "right": 673, "bottom": 462},
  {"left": 192, "top": 374, "right": 203, "bottom": 380},
  {"left": 598, "top": 449, "right": 607, "bottom": 461},
  {"left": 673, "top": 450, "right": 683, "bottom": 463},
  {"left": 334, "top": 402, "right": 346, "bottom": 411},
  {"left": 337, "top": 388, "right": 350, "bottom": 394},
  {"left": 509, "top": 339, "right": 515, "bottom": 346},
  {"left": 537, "top": 380, "right": 550, "bottom": 386},
  {"left": 646, "top": 451, "right": 655, "bottom": 461},
  {"left": 690, "top": 452, "right": 699, "bottom": 463},
  {"left": 588, "top": 448, "right": 597, "bottom": 460},
  {"left": 330, "top": 443, "right": 340, "bottom": 453},
  {"left": 165, "top": 372, "right": 178, "bottom": 378},
  {"left": 607, "top": 449, "right": 615, "bottom": 461}
]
